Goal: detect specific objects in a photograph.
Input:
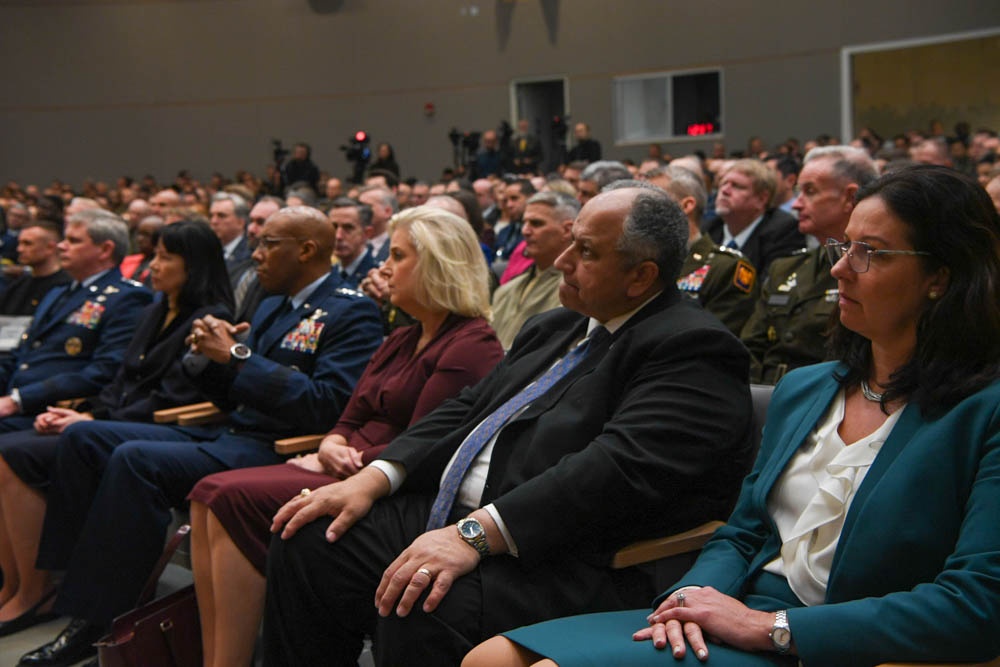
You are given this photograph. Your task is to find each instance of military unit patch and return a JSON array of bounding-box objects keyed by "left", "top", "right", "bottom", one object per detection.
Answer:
[
  {"left": 66, "top": 300, "right": 105, "bottom": 329},
  {"left": 733, "top": 260, "right": 756, "bottom": 294},
  {"left": 677, "top": 265, "right": 710, "bottom": 293},
  {"left": 281, "top": 319, "right": 325, "bottom": 353}
]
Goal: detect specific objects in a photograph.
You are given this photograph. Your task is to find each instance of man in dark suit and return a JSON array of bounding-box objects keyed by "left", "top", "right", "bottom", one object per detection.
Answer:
[
  {"left": 262, "top": 185, "right": 754, "bottom": 666},
  {"left": 509, "top": 118, "right": 543, "bottom": 174},
  {"left": 328, "top": 197, "right": 376, "bottom": 289},
  {"left": 15, "top": 206, "right": 382, "bottom": 667},
  {"left": 0, "top": 210, "right": 150, "bottom": 432},
  {"left": 703, "top": 158, "right": 805, "bottom": 279},
  {"left": 210, "top": 192, "right": 253, "bottom": 286},
  {"left": 357, "top": 186, "right": 398, "bottom": 265}
]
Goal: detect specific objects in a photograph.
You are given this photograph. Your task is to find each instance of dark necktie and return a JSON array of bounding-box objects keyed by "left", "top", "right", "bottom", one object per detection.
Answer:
[
  {"left": 425, "top": 326, "right": 610, "bottom": 530},
  {"left": 46, "top": 282, "right": 80, "bottom": 319},
  {"left": 726, "top": 239, "right": 739, "bottom": 250}
]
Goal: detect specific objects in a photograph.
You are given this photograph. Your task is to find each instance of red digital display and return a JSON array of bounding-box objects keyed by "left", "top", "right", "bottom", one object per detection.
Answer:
[{"left": 686, "top": 123, "right": 715, "bottom": 136}]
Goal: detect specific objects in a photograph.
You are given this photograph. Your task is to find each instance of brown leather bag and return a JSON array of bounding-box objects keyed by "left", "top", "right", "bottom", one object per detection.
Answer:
[{"left": 95, "top": 525, "right": 202, "bottom": 667}]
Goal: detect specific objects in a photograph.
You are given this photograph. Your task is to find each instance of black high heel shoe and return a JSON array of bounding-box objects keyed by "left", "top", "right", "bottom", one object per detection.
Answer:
[{"left": 0, "top": 588, "right": 58, "bottom": 638}]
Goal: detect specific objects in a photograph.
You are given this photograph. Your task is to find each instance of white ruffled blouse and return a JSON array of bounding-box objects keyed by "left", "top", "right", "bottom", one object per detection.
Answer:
[{"left": 762, "top": 389, "right": 903, "bottom": 607}]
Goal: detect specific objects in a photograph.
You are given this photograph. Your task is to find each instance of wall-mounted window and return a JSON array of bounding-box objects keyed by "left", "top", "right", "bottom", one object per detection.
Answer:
[{"left": 613, "top": 69, "right": 723, "bottom": 144}]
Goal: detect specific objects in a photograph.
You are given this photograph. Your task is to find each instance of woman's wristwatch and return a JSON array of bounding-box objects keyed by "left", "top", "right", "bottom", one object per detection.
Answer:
[{"left": 769, "top": 609, "right": 792, "bottom": 654}]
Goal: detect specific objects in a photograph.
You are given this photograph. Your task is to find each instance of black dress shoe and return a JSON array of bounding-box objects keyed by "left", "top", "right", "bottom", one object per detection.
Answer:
[
  {"left": 16, "top": 617, "right": 104, "bottom": 667},
  {"left": 0, "top": 589, "right": 58, "bottom": 638}
]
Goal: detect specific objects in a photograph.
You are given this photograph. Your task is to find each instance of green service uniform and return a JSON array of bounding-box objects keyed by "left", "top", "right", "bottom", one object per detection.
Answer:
[
  {"left": 740, "top": 246, "right": 838, "bottom": 384},
  {"left": 676, "top": 235, "right": 759, "bottom": 336}
]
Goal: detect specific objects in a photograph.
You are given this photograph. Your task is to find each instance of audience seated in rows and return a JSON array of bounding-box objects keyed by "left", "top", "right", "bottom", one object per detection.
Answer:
[
  {"left": 0, "top": 220, "right": 233, "bottom": 645},
  {"left": 259, "top": 184, "right": 754, "bottom": 666},
  {"left": 0, "top": 210, "right": 152, "bottom": 432},
  {"left": 188, "top": 205, "right": 502, "bottom": 667},
  {"left": 11, "top": 207, "right": 382, "bottom": 667},
  {"left": 466, "top": 164, "right": 1000, "bottom": 667}
]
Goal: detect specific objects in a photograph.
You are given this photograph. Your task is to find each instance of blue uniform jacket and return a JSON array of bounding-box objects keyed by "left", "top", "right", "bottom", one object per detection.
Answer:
[
  {"left": 0, "top": 268, "right": 152, "bottom": 413},
  {"left": 194, "top": 271, "right": 382, "bottom": 464},
  {"left": 665, "top": 362, "right": 1000, "bottom": 666}
]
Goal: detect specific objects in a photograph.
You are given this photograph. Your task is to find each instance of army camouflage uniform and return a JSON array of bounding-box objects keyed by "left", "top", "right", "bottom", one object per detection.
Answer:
[
  {"left": 676, "top": 234, "right": 759, "bottom": 336},
  {"left": 740, "top": 246, "right": 838, "bottom": 384}
]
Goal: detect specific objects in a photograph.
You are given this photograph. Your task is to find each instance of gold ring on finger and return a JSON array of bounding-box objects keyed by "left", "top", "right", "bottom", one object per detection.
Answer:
[
  {"left": 416, "top": 567, "right": 432, "bottom": 578},
  {"left": 299, "top": 488, "right": 311, "bottom": 497}
]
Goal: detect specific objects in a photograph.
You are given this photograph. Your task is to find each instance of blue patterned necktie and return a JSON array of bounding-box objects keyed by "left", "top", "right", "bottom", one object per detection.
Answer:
[
  {"left": 725, "top": 239, "right": 739, "bottom": 250},
  {"left": 425, "top": 326, "right": 609, "bottom": 530}
]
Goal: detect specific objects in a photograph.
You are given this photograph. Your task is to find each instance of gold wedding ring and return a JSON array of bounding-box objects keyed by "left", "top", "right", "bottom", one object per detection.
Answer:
[
  {"left": 416, "top": 567, "right": 432, "bottom": 577},
  {"left": 299, "top": 488, "right": 311, "bottom": 497}
]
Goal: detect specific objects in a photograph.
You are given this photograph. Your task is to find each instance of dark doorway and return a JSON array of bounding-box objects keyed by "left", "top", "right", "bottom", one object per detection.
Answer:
[{"left": 512, "top": 78, "right": 568, "bottom": 173}]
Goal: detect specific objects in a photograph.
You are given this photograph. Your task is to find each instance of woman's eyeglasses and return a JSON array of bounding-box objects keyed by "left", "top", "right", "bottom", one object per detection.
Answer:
[{"left": 824, "top": 238, "right": 931, "bottom": 274}]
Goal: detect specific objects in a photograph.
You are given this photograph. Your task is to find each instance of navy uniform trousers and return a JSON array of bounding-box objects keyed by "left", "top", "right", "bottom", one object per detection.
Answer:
[{"left": 37, "top": 421, "right": 280, "bottom": 625}]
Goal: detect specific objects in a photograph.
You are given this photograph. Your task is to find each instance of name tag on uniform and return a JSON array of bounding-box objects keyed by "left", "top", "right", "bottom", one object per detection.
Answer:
[
  {"left": 280, "top": 319, "right": 324, "bottom": 353},
  {"left": 66, "top": 300, "right": 105, "bottom": 329}
]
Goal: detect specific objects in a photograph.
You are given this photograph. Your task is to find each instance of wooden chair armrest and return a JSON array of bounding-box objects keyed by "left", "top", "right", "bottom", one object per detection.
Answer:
[
  {"left": 877, "top": 660, "right": 1000, "bottom": 667},
  {"left": 275, "top": 435, "right": 325, "bottom": 456},
  {"left": 176, "top": 406, "right": 226, "bottom": 426},
  {"left": 154, "top": 402, "right": 215, "bottom": 424},
  {"left": 611, "top": 521, "right": 725, "bottom": 569},
  {"left": 54, "top": 397, "right": 89, "bottom": 410}
]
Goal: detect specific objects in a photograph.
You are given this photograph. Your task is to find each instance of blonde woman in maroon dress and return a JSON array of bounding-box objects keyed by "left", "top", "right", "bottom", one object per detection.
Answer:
[{"left": 187, "top": 206, "right": 503, "bottom": 667}]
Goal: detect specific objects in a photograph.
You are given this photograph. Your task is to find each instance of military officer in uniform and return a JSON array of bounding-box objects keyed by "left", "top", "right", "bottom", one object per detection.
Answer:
[
  {"left": 647, "top": 166, "right": 758, "bottom": 336},
  {"left": 0, "top": 209, "right": 151, "bottom": 432},
  {"left": 741, "top": 146, "right": 878, "bottom": 383},
  {"left": 16, "top": 206, "right": 383, "bottom": 667}
]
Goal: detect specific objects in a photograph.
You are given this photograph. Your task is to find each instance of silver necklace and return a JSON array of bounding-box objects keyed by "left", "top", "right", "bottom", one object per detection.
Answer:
[{"left": 860, "top": 380, "right": 884, "bottom": 402}]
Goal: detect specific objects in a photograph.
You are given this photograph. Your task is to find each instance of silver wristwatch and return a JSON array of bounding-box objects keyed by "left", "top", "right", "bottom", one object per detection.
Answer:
[
  {"left": 229, "top": 343, "right": 252, "bottom": 367},
  {"left": 769, "top": 609, "right": 792, "bottom": 654},
  {"left": 456, "top": 517, "right": 490, "bottom": 558}
]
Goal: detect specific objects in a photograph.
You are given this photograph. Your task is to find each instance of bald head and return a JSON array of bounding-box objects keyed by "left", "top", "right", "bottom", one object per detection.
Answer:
[{"left": 252, "top": 206, "right": 335, "bottom": 296}]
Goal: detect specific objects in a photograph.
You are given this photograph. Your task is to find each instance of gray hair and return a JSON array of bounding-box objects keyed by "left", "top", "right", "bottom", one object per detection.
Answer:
[
  {"left": 647, "top": 165, "right": 707, "bottom": 220},
  {"left": 329, "top": 197, "right": 373, "bottom": 228},
  {"left": 257, "top": 195, "right": 286, "bottom": 208},
  {"left": 66, "top": 209, "right": 130, "bottom": 263},
  {"left": 603, "top": 181, "right": 688, "bottom": 285},
  {"left": 211, "top": 191, "right": 250, "bottom": 221},
  {"left": 580, "top": 160, "right": 632, "bottom": 189},
  {"left": 526, "top": 191, "right": 580, "bottom": 221},
  {"left": 358, "top": 185, "right": 400, "bottom": 214},
  {"left": 285, "top": 188, "right": 317, "bottom": 207},
  {"left": 804, "top": 145, "right": 878, "bottom": 189}
]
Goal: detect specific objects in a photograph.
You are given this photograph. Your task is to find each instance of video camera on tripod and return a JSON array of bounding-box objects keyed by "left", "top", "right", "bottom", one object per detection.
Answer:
[{"left": 340, "top": 131, "right": 371, "bottom": 184}]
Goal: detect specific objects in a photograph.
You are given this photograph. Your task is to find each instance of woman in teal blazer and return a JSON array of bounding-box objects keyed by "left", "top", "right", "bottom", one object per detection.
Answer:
[{"left": 464, "top": 165, "right": 1000, "bottom": 667}]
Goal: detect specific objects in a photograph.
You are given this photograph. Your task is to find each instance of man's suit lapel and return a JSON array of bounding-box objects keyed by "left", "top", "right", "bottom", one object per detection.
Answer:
[{"left": 514, "top": 290, "right": 680, "bottom": 421}]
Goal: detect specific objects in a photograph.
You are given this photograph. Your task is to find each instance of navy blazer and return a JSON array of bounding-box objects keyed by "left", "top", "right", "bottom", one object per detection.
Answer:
[
  {"left": 0, "top": 269, "right": 152, "bottom": 413},
  {"left": 382, "top": 288, "right": 754, "bottom": 565},
  {"left": 194, "top": 272, "right": 382, "bottom": 466},
  {"left": 668, "top": 362, "right": 1000, "bottom": 666}
]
